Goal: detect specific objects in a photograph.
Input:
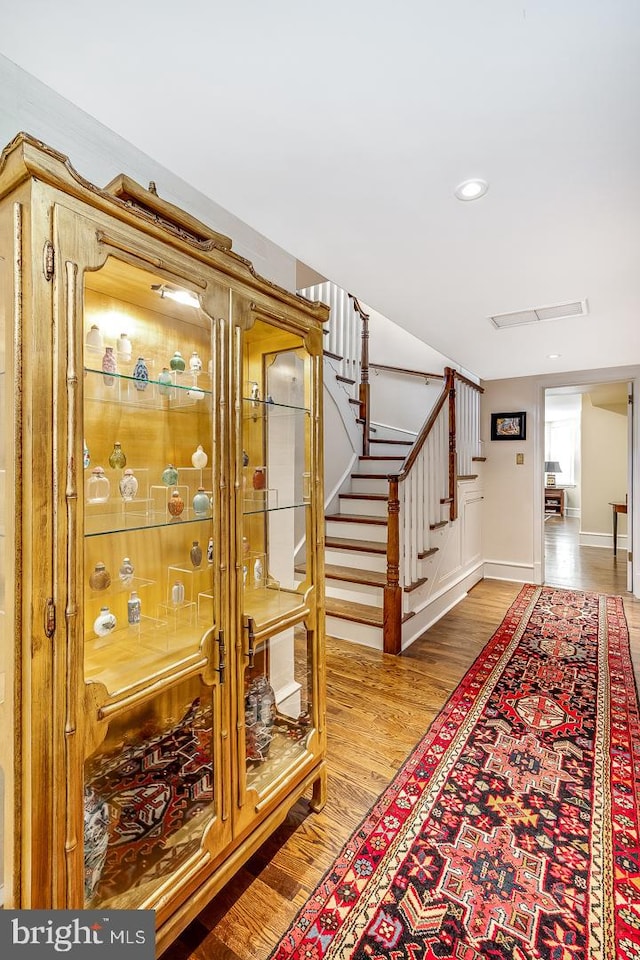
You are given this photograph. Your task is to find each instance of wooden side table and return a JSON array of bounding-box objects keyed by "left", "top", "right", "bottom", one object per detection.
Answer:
[
  {"left": 545, "top": 487, "right": 565, "bottom": 517},
  {"left": 609, "top": 501, "right": 627, "bottom": 556}
]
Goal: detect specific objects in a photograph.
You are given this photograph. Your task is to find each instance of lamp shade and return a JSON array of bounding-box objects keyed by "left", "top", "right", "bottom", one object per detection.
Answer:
[{"left": 544, "top": 461, "right": 562, "bottom": 473}]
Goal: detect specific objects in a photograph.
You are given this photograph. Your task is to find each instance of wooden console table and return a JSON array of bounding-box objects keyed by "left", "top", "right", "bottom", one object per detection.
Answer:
[{"left": 545, "top": 487, "right": 565, "bottom": 517}]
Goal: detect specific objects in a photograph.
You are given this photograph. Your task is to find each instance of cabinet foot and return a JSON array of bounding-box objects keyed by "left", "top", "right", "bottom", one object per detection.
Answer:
[{"left": 309, "top": 766, "right": 327, "bottom": 812}]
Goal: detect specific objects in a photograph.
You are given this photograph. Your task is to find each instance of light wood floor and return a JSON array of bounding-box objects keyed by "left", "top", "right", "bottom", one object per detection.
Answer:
[{"left": 162, "top": 520, "right": 640, "bottom": 960}]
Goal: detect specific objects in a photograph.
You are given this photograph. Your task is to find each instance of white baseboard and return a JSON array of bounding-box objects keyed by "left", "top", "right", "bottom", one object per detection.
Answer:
[
  {"left": 483, "top": 560, "right": 537, "bottom": 583},
  {"left": 579, "top": 530, "right": 627, "bottom": 550}
]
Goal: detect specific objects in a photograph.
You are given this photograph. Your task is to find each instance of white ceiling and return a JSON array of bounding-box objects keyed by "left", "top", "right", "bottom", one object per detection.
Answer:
[{"left": 1, "top": 0, "right": 639, "bottom": 381}]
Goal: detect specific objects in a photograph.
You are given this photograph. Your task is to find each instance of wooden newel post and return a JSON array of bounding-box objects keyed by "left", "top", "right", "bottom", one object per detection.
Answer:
[
  {"left": 446, "top": 368, "right": 457, "bottom": 522},
  {"left": 384, "top": 476, "right": 402, "bottom": 655},
  {"left": 359, "top": 308, "right": 370, "bottom": 456}
]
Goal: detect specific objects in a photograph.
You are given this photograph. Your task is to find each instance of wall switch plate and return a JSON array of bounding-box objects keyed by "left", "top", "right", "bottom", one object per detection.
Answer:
[{"left": 516, "top": 453, "right": 524, "bottom": 465}]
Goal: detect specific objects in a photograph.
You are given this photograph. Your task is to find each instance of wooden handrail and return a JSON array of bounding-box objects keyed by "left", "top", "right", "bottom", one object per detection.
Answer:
[
  {"left": 393, "top": 369, "right": 454, "bottom": 481},
  {"left": 448, "top": 371, "right": 457, "bottom": 521},
  {"left": 453, "top": 370, "right": 484, "bottom": 393},
  {"left": 371, "top": 363, "right": 445, "bottom": 381},
  {"left": 348, "top": 294, "right": 370, "bottom": 323}
]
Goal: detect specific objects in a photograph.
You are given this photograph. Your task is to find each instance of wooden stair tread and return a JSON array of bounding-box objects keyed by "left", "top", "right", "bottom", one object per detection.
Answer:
[
  {"left": 336, "top": 374, "right": 356, "bottom": 385},
  {"left": 418, "top": 546, "right": 439, "bottom": 560},
  {"left": 340, "top": 493, "right": 388, "bottom": 502},
  {"left": 325, "top": 596, "right": 383, "bottom": 627},
  {"left": 404, "top": 576, "right": 428, "bottom": 594},
  {"left": 297, "top": 563, "right": 386, "bottom": 588},
  {"left": 457, "top": 474, "right": 479, "bottom": 480},
  {"left": 351, "top": 472, "right": 392, "bottom": 480},
  {"left": 359, "top": 455, "right": 404, "bottom": 461},
  {"left": 325, "top": 536, "right": 387, "bottom": 555},
  {"left": 323, "top": 349, "right": 343, "bottom": 361},
  {"left": 326, "top": 512, "right": 387, "bottom": 526},
  {"left": 370, "top": 438, "right": 412, "bottom": 446}
]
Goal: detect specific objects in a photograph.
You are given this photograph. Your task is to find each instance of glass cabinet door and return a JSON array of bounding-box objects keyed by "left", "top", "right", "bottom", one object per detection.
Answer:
[
  {"left": 77, "top": 250, "right": 227, "bottom": 909},
  {"left": 237, "top": 317, "right": 320, "bottom": 804},
  {"left": 82, "top": 257, "right": 218, "bottom": 694}
]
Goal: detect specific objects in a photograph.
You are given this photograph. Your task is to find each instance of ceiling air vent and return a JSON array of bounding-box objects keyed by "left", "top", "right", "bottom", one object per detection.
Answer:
[{"left": 490, "top": 299, "right": 588, "bottom": 330}]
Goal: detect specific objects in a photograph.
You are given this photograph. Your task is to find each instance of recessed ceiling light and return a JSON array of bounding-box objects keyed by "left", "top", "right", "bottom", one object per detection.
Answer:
[
  {"left": 547, "top": 353, "right": 562, "bottom": 359},
  {"left": 454, "top": 178, "right": 489, "bottom": 201}
]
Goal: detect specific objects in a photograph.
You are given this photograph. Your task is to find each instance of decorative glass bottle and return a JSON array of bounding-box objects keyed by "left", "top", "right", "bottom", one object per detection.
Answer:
[
  {"left": 116, "top": 332, "right": 132, "bottom": 363},
  {"left": 191, "top": 444, "right": 208, "bottom": 469},
  {"left": 85, "top": 324, "right": 102, "bottom": 350},
  {"left": 158, "top": 367, "right": 173, "bottom": 396},
  {"left": 127, "top": 591, "right": 141, "bottom": 625},
  {"left": 108, "top": 441, "right": 127, "bottom": 469},
  {"left": 161, "top": 464, "right": 178, "bottom": 486},
  {"left": 118, "top": 468, "right": 138, "bottom": 501},
  {"left": 192, "top": 487, "right": 210, "bottom": 517},
  {"left": 93, "top": 607, "right": 117, "bottom": 638},
  {"left": 168, "top": 490, "right": 185, "bottom": 517},
  {"left": 253, "top": 557, "right": 263, "bottom": 583},
  {"left": 88, "top": 562, "right": 111, "bottom": 591},
  {"left": 169, "top": 351, "right": 186, "bottom": 372},
  {"left": 190, "top": 541, "right": 202, "bottom": 568},
  {"left": 252, "top": 467, "right": 266, "bottom": 490},
  {"left": 101, "top": 346, "right": 116, "bottom": 386},
  {"left": 119, "top": 557, "right": 135, "bottom": 586},
  {"left": 86, "top": 467, "right": 110, "bottom": 504},
  {"left": 171, "top": 581, "right": 185, "bottom": 605},
  {"left": 132, "top": 356, "right": 149, "bottom": 391},
  {"left": 207, "top": 537, "right": 214, "bottom": 563},
  {"left": 83, "top": 439, "right": 90, "bottom": 469}
]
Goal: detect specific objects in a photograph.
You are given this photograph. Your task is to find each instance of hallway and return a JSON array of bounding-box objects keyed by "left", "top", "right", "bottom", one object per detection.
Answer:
[{"left": 544, "top": 514, "right": 628, "bottom": 595}]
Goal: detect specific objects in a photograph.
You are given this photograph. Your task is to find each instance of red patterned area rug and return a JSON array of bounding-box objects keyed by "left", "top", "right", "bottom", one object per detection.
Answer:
[{"left": 272, "top": 585, "right": 640, "bottom": 960}]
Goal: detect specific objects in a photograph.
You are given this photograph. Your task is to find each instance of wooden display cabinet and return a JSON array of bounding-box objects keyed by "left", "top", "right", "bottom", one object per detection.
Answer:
[{"left": 0, "top": 133, "right": 328, "bottom": 952}]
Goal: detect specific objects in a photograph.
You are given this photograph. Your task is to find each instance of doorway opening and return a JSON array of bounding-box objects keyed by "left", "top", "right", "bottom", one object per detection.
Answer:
[{"left": 543, "top": 381, "right": 631, "bottom": 595}]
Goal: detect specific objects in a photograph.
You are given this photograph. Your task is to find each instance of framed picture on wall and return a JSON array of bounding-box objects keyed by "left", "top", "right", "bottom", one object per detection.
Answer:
[{"left": 490, "top": 411, "right": 526, "bottom": 441}]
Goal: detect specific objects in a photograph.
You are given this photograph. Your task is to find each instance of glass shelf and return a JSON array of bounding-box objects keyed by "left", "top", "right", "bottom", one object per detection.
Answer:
[
  {"left": 242, "top": 395, "right": 309, "bottom": 414},
  {"left": 84, "top": 366, "right": 212, "bottom": 409},
  {"left": 243, "top": 500, "right": 308, "bottom": 517},
  {"left": 85, "top": 508, "right": 212, "bottom": 538}
]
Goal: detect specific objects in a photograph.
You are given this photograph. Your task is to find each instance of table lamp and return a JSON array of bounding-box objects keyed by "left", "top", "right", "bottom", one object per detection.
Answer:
[{"left": 544, "top": 461, "right": 562, "bottom": 487}]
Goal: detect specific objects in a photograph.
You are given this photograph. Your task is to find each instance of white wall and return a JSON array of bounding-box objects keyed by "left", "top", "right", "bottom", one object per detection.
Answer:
[
  {"left": 581, "top": 394, "right": 627, "bottom": 542},
  {"left": 0, "top": 55, "right": 297, "bottom": 291},
  {"left": 482, "top": 378, "right": 538, "bottom": 583},
  {"left": 364, "top": 301, "right": 464, "bottom": 437}
]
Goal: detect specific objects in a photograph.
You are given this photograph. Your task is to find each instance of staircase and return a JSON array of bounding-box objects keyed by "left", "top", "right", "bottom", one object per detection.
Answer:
[
  {"left": 297, "top": 280, "right": 484, "bottom": 654},
  {"left": 325, "top": 450, "right": 406, "bottom": 647}
]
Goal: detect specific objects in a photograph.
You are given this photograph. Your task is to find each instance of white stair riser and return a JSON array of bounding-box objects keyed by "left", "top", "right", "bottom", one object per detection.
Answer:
[
  {"left": 325, "top": 615, "right": 383, "bottom": 650},
  {"left": 339, "top": 497, "right": 388, "bottom": 518},
  {"left": 369, "top": 444, "right": 411, "bottom": 458},
  {"left": 325, "top": 582, "right": 384, "bottom": 605},
  {"left": 358, "top": 458, "right": 403, "bottom": 474},
  {"left": 325, "top": 519, "right": 387, "bottom": 542},
  {"left": 350, "top": 476, "right": 390, "bottom": 495},
  {"left": 324, "top": 547, "right": 387, "bottom": 573}
]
